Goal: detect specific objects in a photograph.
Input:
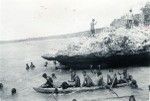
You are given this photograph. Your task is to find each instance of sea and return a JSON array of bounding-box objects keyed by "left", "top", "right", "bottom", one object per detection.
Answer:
[{"left": 0, "top": 38, "right": 149, "bottom": 101}]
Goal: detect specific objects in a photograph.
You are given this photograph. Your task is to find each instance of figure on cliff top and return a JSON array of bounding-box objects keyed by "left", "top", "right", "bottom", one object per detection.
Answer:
[
  {"left": 126, "top": 9, "right": 134, "bottom": 29},
  {"left": 90, "top": 18, "right": 97, "bottom": 36}
]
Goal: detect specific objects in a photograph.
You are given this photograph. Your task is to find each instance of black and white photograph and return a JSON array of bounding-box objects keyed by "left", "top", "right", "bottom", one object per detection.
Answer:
[{"left": 0, "top": 0, "right": 150, "bottom": 101}]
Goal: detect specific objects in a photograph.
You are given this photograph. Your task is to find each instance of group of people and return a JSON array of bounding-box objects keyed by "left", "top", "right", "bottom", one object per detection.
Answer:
[
  {"left": 26, "top": 62, "right": 35, "bottom": 70},
  {"left": 41, "top": 68, "right": 138, "bottom": 89}
]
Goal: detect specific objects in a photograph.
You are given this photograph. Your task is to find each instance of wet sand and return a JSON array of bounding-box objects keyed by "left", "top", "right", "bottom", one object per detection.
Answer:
[{"left": 0, "top": 38, "right": 149, "bottom": 101}]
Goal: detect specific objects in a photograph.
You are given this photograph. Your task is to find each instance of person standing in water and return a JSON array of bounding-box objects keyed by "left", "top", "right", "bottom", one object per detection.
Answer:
[
  {"left": 30, "top": 62, "right": 35, "bottom": 69},
  {"left": 90, "top": 19, "right": 97, "bottom": 36},
  {"left": 26, "top": 63, "right": 30, "bottom": 70},
  {"left": 44, "top": 61, "right": 48, "bottom": 67}
]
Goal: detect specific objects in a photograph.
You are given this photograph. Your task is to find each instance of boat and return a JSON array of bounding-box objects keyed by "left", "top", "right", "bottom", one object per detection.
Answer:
[{"left": 33, "top": 83, "right": 128, "bottom": 94}]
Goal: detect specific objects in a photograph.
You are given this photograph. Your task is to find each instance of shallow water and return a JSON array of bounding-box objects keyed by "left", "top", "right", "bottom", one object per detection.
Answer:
[{"left": 0, "top": 38, "right": 149, "bottom": 101}]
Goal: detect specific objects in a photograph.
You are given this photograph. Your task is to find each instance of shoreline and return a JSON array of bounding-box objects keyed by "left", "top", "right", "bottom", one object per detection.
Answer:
[{"left": 42, "top": 51, "right": 150, "bottom": 69}]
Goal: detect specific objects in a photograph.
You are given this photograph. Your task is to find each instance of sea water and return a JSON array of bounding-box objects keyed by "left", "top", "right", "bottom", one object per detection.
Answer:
[{"left": 0, "top": 38, "right": 149, "bottom": 101}]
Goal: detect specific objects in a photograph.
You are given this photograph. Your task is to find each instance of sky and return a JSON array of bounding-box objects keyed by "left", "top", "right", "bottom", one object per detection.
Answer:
[{"left": 0, "top": 0, "right": 149, "bottom": 41}]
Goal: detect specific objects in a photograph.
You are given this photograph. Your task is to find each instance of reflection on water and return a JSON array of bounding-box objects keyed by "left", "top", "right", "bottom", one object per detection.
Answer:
[{"left": 0, "top": 39, "right": 149, "bottom": 101}]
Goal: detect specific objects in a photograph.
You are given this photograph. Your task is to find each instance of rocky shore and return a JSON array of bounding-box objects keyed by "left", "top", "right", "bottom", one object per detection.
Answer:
[{"left": 42, "top": 26, "right": 150, "bottom": 69}]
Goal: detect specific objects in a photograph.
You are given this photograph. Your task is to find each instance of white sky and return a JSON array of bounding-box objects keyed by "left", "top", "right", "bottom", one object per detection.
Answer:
[{"left": 0, "top": 0, "right": 148, "bottom": 41}]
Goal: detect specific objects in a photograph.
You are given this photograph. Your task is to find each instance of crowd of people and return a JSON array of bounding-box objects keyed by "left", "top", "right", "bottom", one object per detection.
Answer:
[{"left": 41, "top": 68, "right": 138, "bottom": 90}]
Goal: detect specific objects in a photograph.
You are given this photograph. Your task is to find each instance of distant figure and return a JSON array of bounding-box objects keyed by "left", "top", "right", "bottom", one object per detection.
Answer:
[
  {"left": 90, "top": 19, "right": 97, "bottom": 36},
  {"left": 149, "top": 85, "right": 150, "bottom": 91},
  {"left": 26, "top": 63, "right": 30, "bottom": 70},
  {"left": 30, "top": 62, "right": 35, "bottom": 69},
  {"left": 11, "top": 88, "right": 16, "bottom": 95},
  {"left": 129, "top": 75, "right": 138, "bottom": 89},
  {"left": 41, "top": 73, "right": 54, "bottom": 88},
  {"left": 82, "top": 71, "right": 94, "bottom": 87},
  {"left": 126, "top": 9, "right": 134, "bottom": 29},
  {"left": 0, "top": 83, "right": 3, "bottom": 89},
  {"left": 95, "top": 71, "right": 104, "bottom": 86},
  {"left": 44, "top": 61, "right": 48, "bottom": 67},
  {"left": 51, "top": 73, "right": 57, "bottom": 79},
  {"left": 72, "top": 99, "right": 77, "bottom": 101},
  {"left": 129, "top": 95, "right": 136, "bottom": 101},
  {"left": 68, "top": 71, "right": 81, "bottom": 87}
]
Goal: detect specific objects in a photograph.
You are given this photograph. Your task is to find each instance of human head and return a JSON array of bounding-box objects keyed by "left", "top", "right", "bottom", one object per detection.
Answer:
[
  {"left": 92, "top": 19, "right": 95, "bottom": 22},
  {"left": 129, "top": 95, "right": 136, "bottom": 101},
  {"left": 11, "top": 88, "right": 17, "bottom": 95},
  {"left": 52, "top": 73, "right": 56, "bottom": 79},
  {"left": 132, "top": 80, "right": 137, "bottom": 85},
  {"left": 72, "top": 99, "right": 77, "bottom": 101},
  {"left": 129, "top": 75, "right": 133, "bottom": 80},
  {"left": 129, "top": 9, "right": 132, "bottom": 12},
  {"left": 42, "top": 73, "right": 47, "bottom": 78},
  {"left": 82, "top": 71, "right": 86, "bottom": 76}
]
